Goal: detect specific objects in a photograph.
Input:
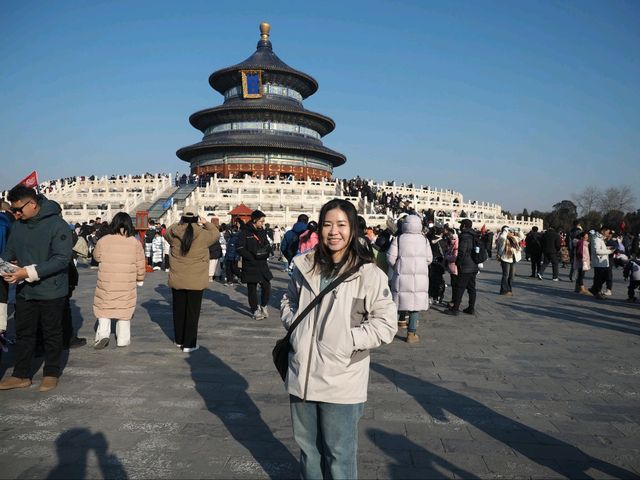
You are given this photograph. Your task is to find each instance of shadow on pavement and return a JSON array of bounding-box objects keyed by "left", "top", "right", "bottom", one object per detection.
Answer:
[
  {"left": 508, "top": 303, "right": 640, "bottom": 336},
  {"left": 185, "top": 346, "right": 297, "bottom": 479},
  {"left": 372, "top": 363, "right": 638, "bottom": 479},
  {"left": 47, "top": 428, "right": 128, "bottom": 479},
  {"left": 367, "top": 428, "right": 480, "bottom": 479}
]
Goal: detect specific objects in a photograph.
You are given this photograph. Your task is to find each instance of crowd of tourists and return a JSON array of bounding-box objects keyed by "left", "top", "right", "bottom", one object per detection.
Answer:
[{"left": 1, "top": 184, "right": 638, "bottom": 479}]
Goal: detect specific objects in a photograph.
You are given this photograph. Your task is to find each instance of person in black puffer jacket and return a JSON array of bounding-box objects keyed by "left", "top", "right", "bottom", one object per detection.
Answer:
[
  {"left": 236, "top": 210, "right": 273, "bottom": 321},
  {"left": 445, "top": 219, "right": 479, "bottom": 316}
]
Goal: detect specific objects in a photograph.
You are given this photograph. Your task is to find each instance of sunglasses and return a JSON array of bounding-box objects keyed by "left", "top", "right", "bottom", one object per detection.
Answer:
[{"left": 10, "top": 200, "right": 34, "bottom": 214}]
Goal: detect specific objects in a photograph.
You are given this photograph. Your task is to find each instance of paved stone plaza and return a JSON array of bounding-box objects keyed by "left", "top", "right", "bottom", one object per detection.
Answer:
[{"left": 0, "top": 258, "right": 639, "bottom": 479}]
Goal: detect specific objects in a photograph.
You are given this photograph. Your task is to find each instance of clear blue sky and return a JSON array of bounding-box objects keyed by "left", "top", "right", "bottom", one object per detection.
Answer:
[{"left": 1, "top": 0, "right": 639, "bottom": 213}]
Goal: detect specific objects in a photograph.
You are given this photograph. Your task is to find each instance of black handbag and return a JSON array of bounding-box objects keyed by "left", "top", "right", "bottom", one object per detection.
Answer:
[{"left": 273, "top": 263, "right": 362, "bottom": 381}]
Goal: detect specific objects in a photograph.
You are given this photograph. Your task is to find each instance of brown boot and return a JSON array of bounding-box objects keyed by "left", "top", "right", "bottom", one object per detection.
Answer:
[
  {"left": 406, "top": 332, "right": 420, "bottom": 344},
  {"left": 579, "top": 286, "right": 591, "bottom": 295},
  {"left": 0, "top": 376, "right": 32, "bottom": 390},
  {"left": 39, "top": 376, "right": 58, "bottom": 392}
]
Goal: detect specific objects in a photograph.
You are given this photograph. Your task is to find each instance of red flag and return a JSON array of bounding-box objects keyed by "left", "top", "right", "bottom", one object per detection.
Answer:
[
  {"left": 18, "top": 171, "right": 39, "bottom": 189},
  {"left": 620, "top": 221, "right": 625, "bottom": 233},
  {"left": 480, "top": 224, "right": 487, "bottom": 234}
]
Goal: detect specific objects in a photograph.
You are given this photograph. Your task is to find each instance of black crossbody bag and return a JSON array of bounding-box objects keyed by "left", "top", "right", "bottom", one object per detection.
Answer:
[{"left": 272, "top": 263, "right": 362, "bottom": 381}]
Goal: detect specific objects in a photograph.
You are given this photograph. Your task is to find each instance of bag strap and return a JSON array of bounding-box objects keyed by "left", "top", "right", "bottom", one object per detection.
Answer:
[{"left": 284, "top": 263, "right": 362, "bottom": 341}]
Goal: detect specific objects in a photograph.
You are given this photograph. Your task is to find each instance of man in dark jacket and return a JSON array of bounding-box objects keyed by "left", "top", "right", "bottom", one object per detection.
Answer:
[
  {"left": 281, "top": 214, "right": 308, "bottom": 267},
  {"left": 445, "top": 219, "right": 479, "bottom": 316},
  {"left": 0, "top": 186, "right": 72, "bottom": 392},
  {"left": 525, "top": 226, "right": 543, "bottom": 278},
  {"left": 539, "top": 227, "right": 561, "bottom": 281},
  {"left": 567, "top": 221, "right": 583, "bottom": 281}
]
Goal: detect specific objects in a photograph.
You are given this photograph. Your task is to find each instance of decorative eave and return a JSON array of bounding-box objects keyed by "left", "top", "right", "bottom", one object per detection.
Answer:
[
  {"left": 176, "top": 138, "right": 346, "bottom": 167},
  {"left": 189, "top": 102, "right": 336, "bottom": 136}
]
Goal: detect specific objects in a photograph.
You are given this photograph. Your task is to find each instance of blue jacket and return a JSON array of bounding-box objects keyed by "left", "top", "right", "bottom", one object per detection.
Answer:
[
  {"left": 0, "top": 211, "right": 13, "bottom": 256},
  {"left": 224, "top": 231, "right": 241, "bottom": 262},
  {"left": 281, "top": 221, "right": 308, "bottom": 261}
]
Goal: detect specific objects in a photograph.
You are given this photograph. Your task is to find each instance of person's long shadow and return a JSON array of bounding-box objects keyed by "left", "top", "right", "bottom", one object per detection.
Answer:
[
  {"left": 508, "top": 303, "right": 640, "bottom": 336},
  {"left": 140, "top": 284, "right": 175, "bottom": 341},
  {"left": 185, "top": 346, "right": 297, "bottom": 479},
  {"left": 47, "top": 428, "right": 128, "bottom": 479},
  {"left": 372, "top": 363, "right": 638, "bottom": 479},
  {"left": 367, "top": 428, "right": 479, "bottom": 479}
]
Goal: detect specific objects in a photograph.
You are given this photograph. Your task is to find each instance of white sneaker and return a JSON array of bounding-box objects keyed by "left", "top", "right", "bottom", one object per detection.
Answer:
[
  {"left": 153, "top": 266, "right": 161, "bottom": 271},
  {"left": 252, "top": 309, "right": 265, "bottom": 321},
  {"left": 603, "top": 289, "right": 612, "bottom": 296},
  {"left": 182, "top": 344, "right": 200, "bottom": 353},
  {"left": 261, "top": 305, "right": 269, "bottom": 318}
]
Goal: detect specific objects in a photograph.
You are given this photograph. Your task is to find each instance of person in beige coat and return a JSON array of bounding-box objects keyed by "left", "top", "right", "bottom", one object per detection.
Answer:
[
  {"left": 165, "top": 212, "right": 219, "bottom": 352},
  {"left": 93, "top": 213, "right": 145, "bottom": 349}
]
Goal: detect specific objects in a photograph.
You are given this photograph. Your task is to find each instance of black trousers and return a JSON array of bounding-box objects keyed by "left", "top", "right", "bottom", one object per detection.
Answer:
[
  {"left": 13, "top": 296, "right": 65, "bottom": 379},
  {"left": 575, "top": 268, "right": 585, "bottom": 288},
  {"left": 530, "top": 252, "right": 542, "bottom": 276},
  {"left": 452, "top": 273, "right": 476, "bottom": 310},
  {"left": 225, "top": 260, "right": 240, "bottom": 283},
  {"left": 62, "top": 289, "right": 75, "bottom": 348},
  {"left": 247, "top": 280, "right": 271, "bottom": 311},
  {"left": 540, "top": 254, "right": 559, "bottom": 279},
  {"left": 172, "top": 289, "right": 203, "bottom": 348},
  {"left": 449, "top": 274, "right": 458, "bottom": 304},
  {"left": 628, "top": 280, "right": 640, "bottom": 299},
  {"left": 591, "top": 267, "right": 608, "bottom": 293},
  {"left": 606, "top": 264, "right": 613, "bottom": 290},
  {"left": 0, "top": 278, "right": 7, "bottom": 304}
]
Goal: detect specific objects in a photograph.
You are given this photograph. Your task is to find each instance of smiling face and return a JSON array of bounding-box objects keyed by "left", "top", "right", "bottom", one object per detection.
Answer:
[{"left": 321, "top": 207, "right": 352, "bottom": 264}]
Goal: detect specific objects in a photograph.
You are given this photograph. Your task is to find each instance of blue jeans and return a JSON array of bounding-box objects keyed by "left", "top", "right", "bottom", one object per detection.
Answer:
[
  {"left": 290, "top": 395, "right": 364, "bottom": 479},
  {"left": 404, "top": 311, "right": 420, "bottom": 333}
]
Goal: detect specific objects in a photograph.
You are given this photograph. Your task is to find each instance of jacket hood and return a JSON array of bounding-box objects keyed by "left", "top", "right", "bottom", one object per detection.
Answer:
[
  {"left": 30, "top": 196, "right": 61, "bottom": 223},
  {"left": 292, "top": 221, "right": 308, "bottom": 234},
  {"left": 402, "top": 215, "right": 422, "bottom": 234}
]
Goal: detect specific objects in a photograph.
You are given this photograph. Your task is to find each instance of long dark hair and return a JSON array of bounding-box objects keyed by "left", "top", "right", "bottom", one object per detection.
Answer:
[
  {"left": 177, "top": 215, "right": 198, "bottom": 256},
  {"left": 312, "top": 199, "right": 373, "bottom": 277},
  {"left": 110, "top": 212, "right": 135, "bottom": 237}
]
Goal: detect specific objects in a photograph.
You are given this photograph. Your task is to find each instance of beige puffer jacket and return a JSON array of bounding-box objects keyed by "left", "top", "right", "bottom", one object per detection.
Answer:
[
  {"left": 281, "top": 252, "right": 398, "bottom": 404},
  {"left": 93, "top": 234, "right": 145, "bottom": 320}
]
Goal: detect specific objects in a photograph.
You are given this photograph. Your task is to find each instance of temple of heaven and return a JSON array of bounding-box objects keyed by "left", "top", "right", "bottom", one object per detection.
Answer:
[{"left": 177, "top": 22, "right": 346, "bottom": 181}]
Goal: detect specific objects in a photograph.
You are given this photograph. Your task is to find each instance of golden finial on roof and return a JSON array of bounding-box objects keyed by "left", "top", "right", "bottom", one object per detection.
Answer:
[{"left": 260, "top": 22, "right": 271, "bottom": 41}]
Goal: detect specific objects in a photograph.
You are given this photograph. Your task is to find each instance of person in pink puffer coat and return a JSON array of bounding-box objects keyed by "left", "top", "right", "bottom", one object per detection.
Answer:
[
  {"left": 297, "top": 221, "right": 319, "bottom": 255},
  {"left": 387, "top": 215, "right": 433, "bottom": 343}
]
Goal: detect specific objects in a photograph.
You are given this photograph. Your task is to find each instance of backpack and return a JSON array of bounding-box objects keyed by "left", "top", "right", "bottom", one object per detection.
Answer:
[{"left": 471, "top": 236, "right": 488, "bottom": 264}]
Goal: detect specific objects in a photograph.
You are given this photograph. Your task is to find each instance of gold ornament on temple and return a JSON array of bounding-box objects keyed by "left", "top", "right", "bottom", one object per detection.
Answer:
[{"left": 260, "top": 22, "right": 271, "bottom": 41}]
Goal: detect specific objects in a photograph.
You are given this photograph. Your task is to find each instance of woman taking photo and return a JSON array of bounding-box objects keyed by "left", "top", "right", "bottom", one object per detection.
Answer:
[
  {"left": 496, "top": 226, "right": 524, "bottom": 296},
  {"left": 237, "top": 210, "right": 273, "bottom": 321},
  {"left": 281, "top": 199, "right": 397, "bottom": 479},
  {"left": 93, "top": 212, "right": 146, "bottom": 349},
  {"left": 165, "top": 212, "right": 219, "bottom": 352}
]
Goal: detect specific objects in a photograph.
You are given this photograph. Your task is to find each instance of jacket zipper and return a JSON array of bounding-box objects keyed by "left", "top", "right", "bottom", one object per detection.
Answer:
[
  {"left": 302, "top": 304, "right": 319, "bottom": 402},
  {"left": 302, "top": 288, "right": 337, "bottom": 401}
]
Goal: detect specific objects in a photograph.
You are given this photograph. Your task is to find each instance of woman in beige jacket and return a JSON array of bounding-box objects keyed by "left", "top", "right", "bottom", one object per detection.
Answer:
[
  {"left": 93, "top": 213, "right": 145, "bottom": 349},
  {"left": 165, "top": 212, "right": 219, "bottom": 352}
]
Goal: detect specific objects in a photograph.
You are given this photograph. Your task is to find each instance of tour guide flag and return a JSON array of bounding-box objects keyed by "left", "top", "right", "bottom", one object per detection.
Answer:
[{"left": 18, "top": 171, "right": 39, "bottom": 189}]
